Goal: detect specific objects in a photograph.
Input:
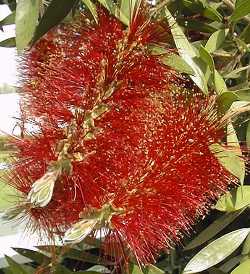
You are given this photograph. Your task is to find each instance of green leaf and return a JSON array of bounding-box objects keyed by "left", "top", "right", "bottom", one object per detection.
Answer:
[
  {"left": 37, "top": 245, "right": 103, "bottom": 265},
  {"left": 220, "top": 256, "right": 243, "bottom": 273},
  {"left": 146, "top": 265, "right": 165, "bottom": 274},
  {"left": 183, "top": 228, "right": 250, "bottom": 274},
  {"left": 214, "top": 69, "right": 228, "bottom": 94},
  {"left": 217, "top": 92, "right": 239, "bottom": 113},
  {"left": 3, "top": 265, "right": 34, "bottom": 274},
  {"left": 205, "top": 29, "right": 229, "bottom": 53},
  {"left": 22, "top": 266, "right": 35, "bottom": 274},
  {"left": 215, "top": 186, "right": 250, "bottom": 212},
  {"left": 54, "top": 265, "right": 72, "bottom": 274},
  {"left": 131, "top": 264, "right": 164, "bottom": 274},
  {"left": 227, "top": 123, "right": 241, "bottom": 151},
  {"left": 150, "top": 46, "right": 194, "bottom": 75},
  {"left": 86, "top": 265, "right": 110, "bottom": 272},
  {"left": 119, "top": 0, "right": 130, "bottom": 25},
  {"left": 209, "top": 143, "right": 245, "bottom": 184},
  {"left": 56, "top": 266, "right": 102, "bottom": 274},
  {"left": 12, "top": 248, "right": 50, "bottom": 265},
  {"left": 32, "top": 0, "right": 79, "bottom": 44},
  {"left": 164, "top": 8, "right": 208, "bottom": 94},
  {"left": 55, "top": 264, "right": 103, "bottom": 273},
  {"left": 178, "top": 18, "right": 217, "bottom": 33},
  {"left": 230, "top": 0, "right": 250, "bottom": 22},
  {"left": 234, "top": 37, "right": 248, "bottom": 53},
  {"left": 203, "top": 5, "right": 223, "bottom": 22},
  {"left": 181, "top": 0, "right": 222, "bottom": 21},
  {"left": 209, "top": 268, "right": 226, "bottom": 274},
  {"left": 118, "top": 0, "right": 142, "bottom": 25},
  {"left": 234, "top": 89, "right": 250, "bottom": 101},
  {"left": 3, "top": 268, "right": 13, "bottom": 274},
  {"left": 4, "top": 0, "right": 16, "bottom": 11},
  {"left": 0, "top": 37, "right": 16, "bottom": 47},
  {"left": 0, "top": 11, "right": 15, "bottom": 27},
  {"left": 184, "top": 209, "right": 245, "bottom": 250},
  {"left": 96, "top": 0, "right": 116, "bottom": 15},
  {"left": 199, "top": 45, "right": 226, "bottom": 96},
  {"left": 82, "top": 0, "right": 98, "bottom": 23},
  {"left": 242, "top": 233, "right": 250, "bottom": 257},
  {"left": 131, "top": 264, "right": 143, "bottom": 274},
  {"left": 15, "top": 0, "right": 39, "bottom": 50},
  {"left": 224, "top": 65, "right": 250, "bottom": 79},
  {"left": 247, "top": 122, "right": 250, "bottom": 148},
  {"left": 5, "top": 255, "right": 28, "bottom": 274},
  {"left": 231, "top": 259, "right": 250, "bottom": 274},
  {"left": 199, "top": 45, "right": 215, "bottom": 73},
  {"left": 75, "top": 269, "right": 101, "bottom": 274},
  {"left": 76, "top": 268, "right": 105, "bottom": 274},
  {"left": 240, "top": 24, "right": 250, "bottom": 43}
]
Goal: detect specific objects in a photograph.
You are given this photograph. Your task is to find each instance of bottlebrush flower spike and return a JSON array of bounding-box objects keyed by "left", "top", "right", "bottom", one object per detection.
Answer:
[{"left": 4, "top": 2, "right": 247, "bottom": 270}]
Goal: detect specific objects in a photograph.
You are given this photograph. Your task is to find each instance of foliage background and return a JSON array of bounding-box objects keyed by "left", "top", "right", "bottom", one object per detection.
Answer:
[{"left": 0, "top": 0, "right": 250, "bottom": 273}]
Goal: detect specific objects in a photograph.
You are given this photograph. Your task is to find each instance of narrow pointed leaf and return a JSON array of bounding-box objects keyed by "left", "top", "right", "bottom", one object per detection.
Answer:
[
  {"left": 183, "top": 228, "right": 250, "bottom": 274},
  {"left": 217, "top": 92, "right": 239, "bottom": 113},
  {"left": 242, "top": 233, "right": 250, "bottom": 256},
  {"left": 234, "top": 89, "right": 250, "bottom": 101},
  {"left": 37, "top": 245, "right": 104, "bottom": 264},
  {"left": 0, "top": 37, "right": 16, "bottom": 47},
  {"left": 247, "top": 121, "right": 250, "bottom": 148},
  {"left": 12, "top": 248, "right": 50, "bottom": 265},
  {"left": 161, "top": 54, "right": 194, "bottom": 75},
  {"left": 209, "top": 268, "right": 226, "bottom": 274},
  {"left": 199, "top": 45, "right": 227, "bottom": 94},
  {"left": 210, "top": 143, "right": 245, "bottom": 184},
  {"left": 150, "top": 45, "right": 194, "bottom": 75},
  {"left": 146, "top": 265, "right": 165, "bottom": 274},
  {"left": 86, "top": 265, "right": 110, "bottom": 272},
  {"left": 32, "top": 0, "right": 79, "bottom": 44},
  {"left": 164, "top": 8, "right": 208, "bottom": 94},
  {"left": 119, "top": 0, "right": 130, "bottom": 25},
  {"left": 224, "top": 65, "right": 250, "bottom": 79},
  {"left": 203, "top": 5, "right": 223, "bottom": 22},
  {"left": 0, "top": 11, "right": 15, "bottom": 27},
  {"left": 205, "top": 29, "right": 229, "bottom": 53},
  {"left": 5, "top": 255, "right": 28, "bottom": 274},
  {"left": 199, "top": 45, "right": 215, "bottom": 73},
  {"left": 5, "top": 0, "right": 16, "bottom": 11},
  {"left": 215, "top": 186, "right": 250, "bottom": 212},
  {"left": 54, "top": 265, "right": 72, "bottom": 274},
  {"left": 227, "top": 123, "right": 241, "bottom": 151},
  {"left": 214, "top": 69, "right": 227, "bottom": 94},
  {"left": 131, "top": 264, "right": 164, "bottom": 274},
  {"left": 96, "top": 0, "right": 116, "bottom": 14},
  {"left": 15, "top": 0, "right": 39, "bottom": 50},
  {"left": 184, "top": 209, "right": 245, "bottom": 250},
  {"left": 220, "top": 256, "right": 243, "bottom": 273},
  {"left": 230, "top": 0, "right": 250, "bottom": 22},
  {"left": 82, "top": 0, "right": 98, "bottom": 23}
]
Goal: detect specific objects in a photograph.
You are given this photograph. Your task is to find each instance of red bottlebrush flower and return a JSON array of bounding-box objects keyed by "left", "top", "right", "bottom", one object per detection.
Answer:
[{"left": 5, "top": 5, "right": 240, "bottom": 269}]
